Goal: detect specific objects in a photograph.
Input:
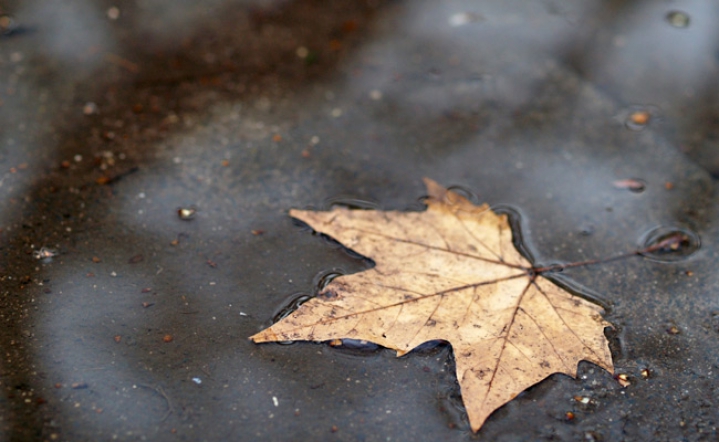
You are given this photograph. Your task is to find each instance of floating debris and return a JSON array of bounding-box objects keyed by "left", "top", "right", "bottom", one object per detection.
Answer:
[
  {"left": 96, "top": 176, "right": 111, "bottom": 185},
  {"left": 33, "top": 247, "right": 57, "bottom": 261},
  {"left": 615, "top": 373, "right": 631, "bottom": 388},
  {"left": 640, "top": 227, "right": 699, "bottom": 262},
  {"left": 177, "top": 207, "right": 197, "bottom": 220},
  {"left": 573, "top": 396, "right": 592, "bottom": 405},
  {"left": 0, "top": 14, "right": 20, "bottom": 36},
  {"left": 625, "top": 109, "right": 652, "bottom": 131},
  {"left": 629, "top": 110, "right": 650, "bottom": 126},
  {"left": 612, "top": 178, "right": 646, "bottom": 193},
  {"left": 448, "top": 12, "right": 483, "bottom": 27}
]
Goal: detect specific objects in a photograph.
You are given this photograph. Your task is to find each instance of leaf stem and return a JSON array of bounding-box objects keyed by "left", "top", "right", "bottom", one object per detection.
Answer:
[{"left": 532, "top": 232, "right": 689, "bottom": 274}]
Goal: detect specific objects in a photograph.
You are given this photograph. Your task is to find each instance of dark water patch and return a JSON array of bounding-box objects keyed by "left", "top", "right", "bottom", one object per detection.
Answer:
[
  {"left": 435, "top": 350, "right": 469, "bottom": 431},
  {"left": 604, "top": 325, "right": 624, "bottom": 361},
  {"left": 542, "top": 273, "right": 612, "bottom": 313},
  {"left": 491, "top": 204, "right": 535, "bottom": 264}
]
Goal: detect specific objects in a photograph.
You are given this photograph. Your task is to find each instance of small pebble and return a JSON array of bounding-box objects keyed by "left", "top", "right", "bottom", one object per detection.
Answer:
[
  {"left": 629, "top": 110, "right": 650, "bottom": 125},
  {"left": 83, "top": 102, "right": 98, "bottom": 115},
  {"left": 666, "top": 10, "right": 690, "bottom": 28},
  {"left": 296, "top": 46, "right": 309, "bottom": 58},
  {"left": 178, "top": 208, "right": 196, "bottom": 220},
  {"left": 107, "top": 6, "right": 120, "bottom": 20}
]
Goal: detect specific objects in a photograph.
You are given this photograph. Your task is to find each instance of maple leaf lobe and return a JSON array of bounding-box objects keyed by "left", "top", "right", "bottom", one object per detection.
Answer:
[{"left": 250, "top": 178, "right": 614, "bottom": 432}]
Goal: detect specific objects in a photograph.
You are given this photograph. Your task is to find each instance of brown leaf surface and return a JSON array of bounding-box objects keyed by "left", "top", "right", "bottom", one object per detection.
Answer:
[{"left": 251, "top": 178, "right": 614, "bottom": 432}]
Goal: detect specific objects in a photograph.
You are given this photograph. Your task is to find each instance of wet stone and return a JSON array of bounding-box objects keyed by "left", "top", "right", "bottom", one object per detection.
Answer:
[{"left": 666, "top": 10, "right": 691, "bottom": 28}]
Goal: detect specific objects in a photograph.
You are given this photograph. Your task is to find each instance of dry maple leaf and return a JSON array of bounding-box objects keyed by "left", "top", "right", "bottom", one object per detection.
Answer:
[{"left": 251, "top": 178, "right": 614, "bottom": 432}]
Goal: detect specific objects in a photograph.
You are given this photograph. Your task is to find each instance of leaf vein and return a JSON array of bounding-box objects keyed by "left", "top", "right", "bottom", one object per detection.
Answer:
[{"left": 532, "top": 279, "right": 607, "bottom": 364}]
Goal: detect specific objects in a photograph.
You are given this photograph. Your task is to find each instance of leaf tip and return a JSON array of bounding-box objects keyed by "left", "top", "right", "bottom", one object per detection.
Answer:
[
  {"left": 249, "top": 329, "right": 278, "bottom": 343},
  {"left": 422, "top": 177, "right": 486, "bottom": 214},
  {"left": 422, "top": 177, "right": 446, "bottom": 201}
]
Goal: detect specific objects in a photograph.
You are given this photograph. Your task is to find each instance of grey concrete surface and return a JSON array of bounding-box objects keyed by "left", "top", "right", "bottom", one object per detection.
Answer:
[{"left": 1, "top": 0, "right": 718, "bottom": 440}]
